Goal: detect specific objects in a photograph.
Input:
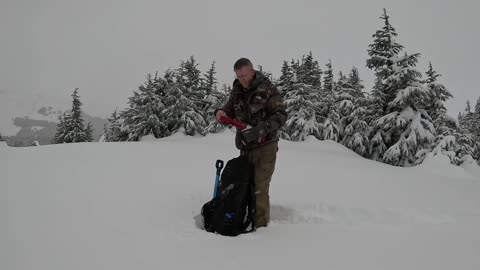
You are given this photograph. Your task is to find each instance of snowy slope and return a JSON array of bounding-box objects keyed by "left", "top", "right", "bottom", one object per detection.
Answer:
[{"left": 1, "top": 130, "right": 480, "bottom": 270}]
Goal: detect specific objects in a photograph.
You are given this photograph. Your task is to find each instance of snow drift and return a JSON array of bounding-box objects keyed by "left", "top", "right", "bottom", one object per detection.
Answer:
[{"left": 1, "top": 130, "right": 480, "bottom": 270}]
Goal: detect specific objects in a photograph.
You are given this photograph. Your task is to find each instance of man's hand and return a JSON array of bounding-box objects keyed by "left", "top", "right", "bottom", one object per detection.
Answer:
[
  {"left": 240, "top": 121, "right": 269, "bottom": 145},
  {"left": 215, "top": 110, "right": 227, "bottom": 122}
]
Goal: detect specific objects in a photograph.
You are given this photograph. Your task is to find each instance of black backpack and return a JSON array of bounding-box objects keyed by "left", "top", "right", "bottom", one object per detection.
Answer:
[{"left": 201, "top": 155, "right": 256, "bottom": 236}]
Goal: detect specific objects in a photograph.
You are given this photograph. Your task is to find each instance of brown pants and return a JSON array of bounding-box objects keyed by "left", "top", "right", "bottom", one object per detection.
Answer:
[{"left": 240, "top": 141, "right": 278, "bottom": 228}]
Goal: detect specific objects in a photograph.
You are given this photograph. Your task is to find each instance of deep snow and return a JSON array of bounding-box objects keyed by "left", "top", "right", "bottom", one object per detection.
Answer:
[{"left": 2, "top": 129, "right": 480, "bottom": 270}]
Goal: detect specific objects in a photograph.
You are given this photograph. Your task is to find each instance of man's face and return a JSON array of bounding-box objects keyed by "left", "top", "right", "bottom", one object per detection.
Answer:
[{"left": 234, "top": 65, "right": 255, "bottom": 89}]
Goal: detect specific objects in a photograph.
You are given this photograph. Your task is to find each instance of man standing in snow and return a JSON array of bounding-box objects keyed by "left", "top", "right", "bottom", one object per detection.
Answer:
[{"left": 214, "top": 58, "right": 288, "bottom": 228}]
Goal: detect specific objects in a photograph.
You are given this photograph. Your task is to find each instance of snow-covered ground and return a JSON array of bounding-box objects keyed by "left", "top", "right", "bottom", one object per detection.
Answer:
[{"left": 1, "top": 130, "right": 480, "bottom": 270}]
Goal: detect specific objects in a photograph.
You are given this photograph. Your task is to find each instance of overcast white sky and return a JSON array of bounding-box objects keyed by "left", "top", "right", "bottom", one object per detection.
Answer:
[{"left": 1, "top": 0, "right": 479, "bottom": 118}]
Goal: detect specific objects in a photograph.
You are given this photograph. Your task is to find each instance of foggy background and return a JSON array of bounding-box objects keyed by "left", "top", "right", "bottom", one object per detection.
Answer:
[{"left": 1, "top": 0, "right": 479, "bottom": 120}]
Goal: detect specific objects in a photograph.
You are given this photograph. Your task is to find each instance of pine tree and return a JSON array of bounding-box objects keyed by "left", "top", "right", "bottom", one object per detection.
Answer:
[
  {"left": 105, "top": 108, "right": 124, "bottom": 142},
  {"left": 366, "top": 8, "right": 403, "bottom": 121},
  {"left": 366, "top": 9, "right": 434, "bottom": 166},
  {"left": 203, "top": 61, "right": 218, "bottom": 97},
  {"left": 172, "top": 56, "right": 207, "bottom": 134},
  {"left": 64, "top": 88, "right": 88, "bottom": 143},
  {"left": 0, "top": 132, "right": 3, "bottom": 141},
  {"left": 52, "top": 88, "right": 92, "bottom": 143},
  {"left": 366, "top": 73, "right": 386, "bottom": 125},
  {"left": 313, "top": 59, "right": 341, "bottom": 141},
  {"left": 335, "top": 71, "right": 369, "bottom": 156},
  {"left": 424, "top": 62, "right": 452, "bottom": 123},
  {"left": 278, "top": 60, "right": 294, "bottom": 99},
  {"left": 203, "top": 62, "right": 227, "bottom": 134},
  {"left": 160, "top": 64, "right": 206, "bottom": 136},
  {"left": 283, "top": 81, "right": 322, "bottom": 141},
  {"left": 366, "top": 9, "right": 404, "bottom": 83},
  {"left": 176, "top": 56, "right": 203, "bottom": 94},
  {"left": 410, "top": 62, "right": 476, "bottom": 165},
  {"left": 465, "top": 100, "right": 471, "bottom": 113},
  {"left": 415, "top": 125, "right": 476, "bottom": 166},
  {"left": 290, "top": 59, "right": 300, "bottom": 82},
  {"left": 204, "top": 89, "right": 228, "bottom": 134},
  {"left": 459, "top": 99, "right": 480, "bottom": 142},
  {"left": 119, "top": 73, "right": 168, "bottom": 141},
  {"left": 163, "top": 82, "right": 206, "bottom": 136},
  {"left": 381, "top": 53, "right": 434, "bottom": 166},
  {"left": 323, "top": 59, "right": 334, "bottom": 92},
  {"left": 297, "top": 52, "right": 322, "bottom": 88},
  {"left": 348, "top": 67, "right": 365, "bottom": 92},
  {"left": 52, "top": 112, "right": 67, "bottom": 143}
]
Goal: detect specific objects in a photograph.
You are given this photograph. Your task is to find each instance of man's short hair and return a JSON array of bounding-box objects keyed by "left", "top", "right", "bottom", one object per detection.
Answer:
[{"left": 234, "top": 58, "right": 253, "bottom": 70}]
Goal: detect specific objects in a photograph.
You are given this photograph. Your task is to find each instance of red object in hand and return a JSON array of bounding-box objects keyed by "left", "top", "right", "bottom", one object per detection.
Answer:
[
  {"left": 219, "top": 116, "right": 247, "bottom": 130},
  {"left": 219, "top": 116, "right": 268, "bottom": 144}
]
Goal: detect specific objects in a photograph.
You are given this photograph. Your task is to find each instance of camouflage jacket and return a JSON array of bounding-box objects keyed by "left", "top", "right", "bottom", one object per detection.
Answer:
[{"left": 214, "top": 71, "right": 288, "bottom": 151}]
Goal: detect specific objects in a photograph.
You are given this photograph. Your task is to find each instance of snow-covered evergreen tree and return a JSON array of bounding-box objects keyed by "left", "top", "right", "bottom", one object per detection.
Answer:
[
  {"left": 297, "top": 52, "right": 322, "bottom": 88},
  {"left": 52, "top": 112, "right": 68, "bottom": 144},
  {"left": 204, "top": 92, "right": 228, "bottom": 134},
  {"left": 279, "top": 54, "right": 325, "bottom": 141},
  {"left": 365, "top": 8, "right": 402, "bottom": 126},
  {"left": 322, "top": 105, "right": 340, "bottom": 142},
  {"left": 66, "top": 88, "right": 88, "bottom": 142},
  {"left": 323, "top": 59, "right": 334, "bottom": 93},
  {"left": 278, "top": 60, "right": 294, "bottom": 99},
  {"left": 104, "top": 108, "right": 125, "bottom": 142},
  {"left": 366, "top": 9, "right": 404, "bottom": 83},
  {"left": 366, "top": 9, "right": 434, "bottom": 166},
  {"left": 203, "top": 61, "right": 217, "bottom": 97},
  {"left": 424, "top": 62, "right": 453, "bottom": 124},
  {"left": 290, "top": 59, "right": 300, "bottom": 81},
  {"left": 172, "top": 56, "right": 207, "bottom": 135},
  {"left": 459, "top": 99, "right": 480, "bottom": 142},
  {"left": 379, "top": 53, "right": 434, "bottom": 166},
  {"left": 53, "top": 88, "right": 93, "bottom": 143},
  {"left": 283, "top": 82, "right": 322, "bottom": 141},
  {"left": 410, "top": 62, "right": 476, "bottom": 166},
  {"left": 162, "top": 71, "right": 206, "bottom": 136},
  {"left": 119, "top": 73, "right": 168, "bottom": 141},
  {"left": 365, "top": 74, "right": 386, "bottom": 125},
  {"left": 176, "top": 56, "right": 203, "bottom": 95},
  {"left": 203, "top": 62, "right": 228, "bottom": 134},
  {"left": 465, "top": 100, "right": 472, "bottom": 113},
  {"left": 311, "top": 59, "right": 340, "bottom": 141},
  {"left": 348, "top": 67, "right": 365, "bottom": 92},
  {"left": 335, "top": 70, "right": 370, "bottom": 156},
  {"left": 416, "top": 115, "right": 475, "bottom": 166}
]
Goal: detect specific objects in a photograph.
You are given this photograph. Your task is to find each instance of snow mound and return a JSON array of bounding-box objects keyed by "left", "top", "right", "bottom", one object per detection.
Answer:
[{"left": 139, "top": 134, "right": 157, "bottom": 142}]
